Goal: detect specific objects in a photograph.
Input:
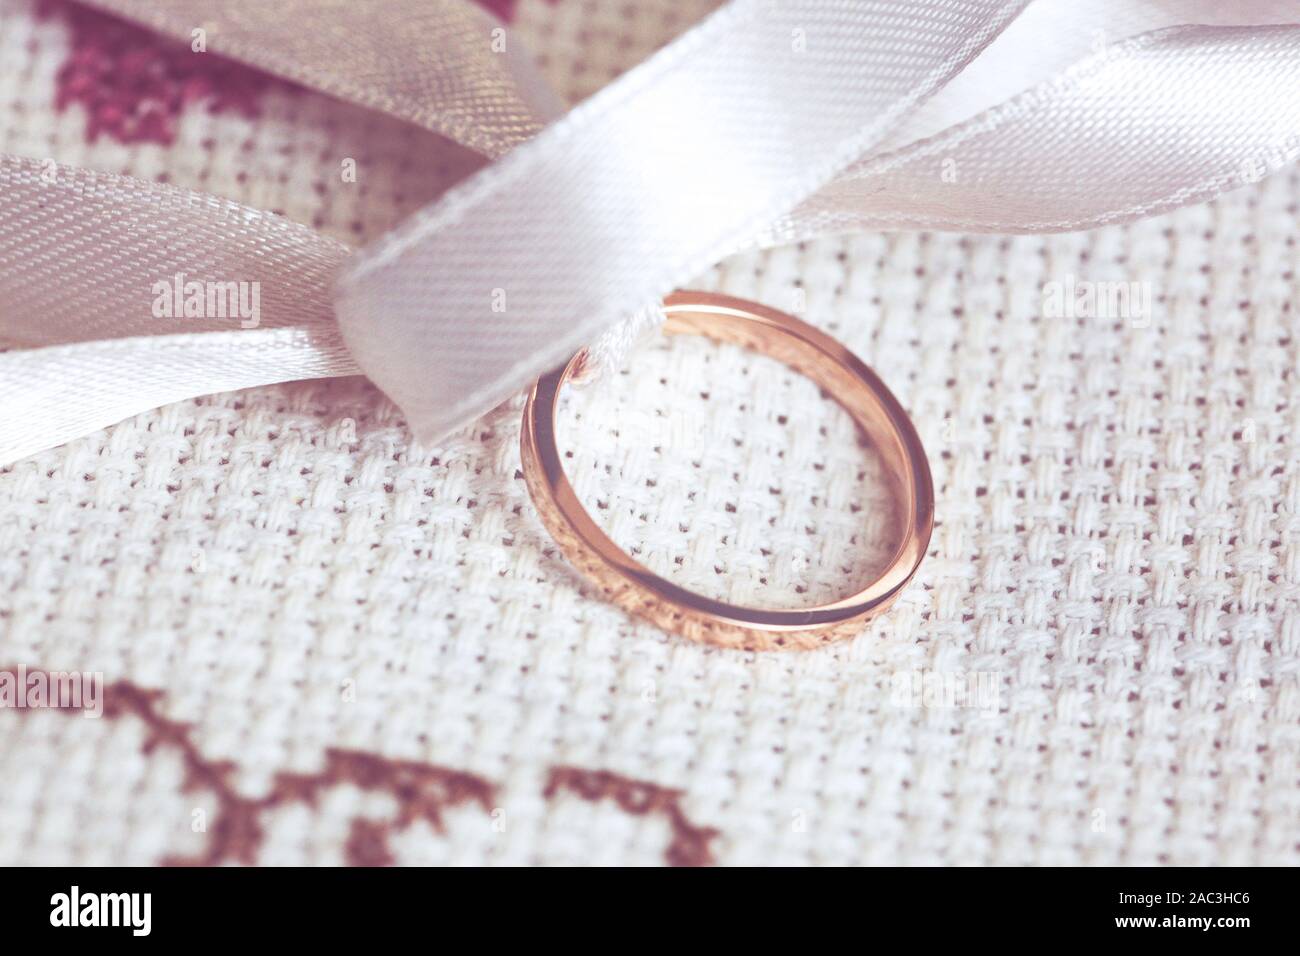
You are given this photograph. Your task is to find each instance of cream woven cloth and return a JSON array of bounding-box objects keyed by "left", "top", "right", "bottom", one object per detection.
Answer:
[{"left": 1, "top": 0, "right": 1297, "bottom": 865}]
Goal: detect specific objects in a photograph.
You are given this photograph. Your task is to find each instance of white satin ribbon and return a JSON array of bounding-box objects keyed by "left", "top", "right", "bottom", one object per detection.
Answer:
[{"left": 1, "top": 0, "right": 1298, "bottom": 464}]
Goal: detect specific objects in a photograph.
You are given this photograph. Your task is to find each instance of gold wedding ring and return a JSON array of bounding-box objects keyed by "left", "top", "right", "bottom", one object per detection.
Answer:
[{"left": 521, "top": 291, "right": 933, "bottom": 651}]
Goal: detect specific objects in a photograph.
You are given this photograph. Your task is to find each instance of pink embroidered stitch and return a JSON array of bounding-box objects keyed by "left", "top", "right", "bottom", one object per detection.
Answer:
[{"left": 41, "top": 0, "right": 281, "bottom": 145}]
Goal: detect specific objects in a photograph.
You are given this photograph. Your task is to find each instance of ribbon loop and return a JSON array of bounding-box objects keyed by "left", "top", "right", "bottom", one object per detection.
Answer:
[{"left": 2, "top": 0, "right": 1299, "bottom": 465}]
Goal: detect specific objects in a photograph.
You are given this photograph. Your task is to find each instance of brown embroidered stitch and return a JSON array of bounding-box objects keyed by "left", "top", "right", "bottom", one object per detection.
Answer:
[
  {"left": 544, "top": 766, "right": 720, "bottom": 867},
  {"left": 79, "top": 676, "right": 498, "bottom": 866},
  {"left": 100, "top": 680, "right": 266, "bottom": 866},
  {"left": 269, "top": 750, "right": 497, "bottom": 866},
  {"left": 6, "top": 667, "right": 718, "bottom": 865}
]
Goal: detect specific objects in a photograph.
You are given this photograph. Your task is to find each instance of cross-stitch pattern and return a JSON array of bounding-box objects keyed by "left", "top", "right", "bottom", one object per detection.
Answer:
[{"left": 1, "top": 0, "right": 1297, "bottom": 865}]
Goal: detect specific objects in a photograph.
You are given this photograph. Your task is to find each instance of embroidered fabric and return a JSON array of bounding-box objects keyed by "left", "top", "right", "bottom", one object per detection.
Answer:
[{"left": 0, "top": 0, "right": 1296, "bottom": 865}]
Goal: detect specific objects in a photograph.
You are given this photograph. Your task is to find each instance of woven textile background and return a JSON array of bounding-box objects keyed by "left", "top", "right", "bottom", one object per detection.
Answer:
[{"left": 2, "top": 0, "right": 1298, "bottom": 865}]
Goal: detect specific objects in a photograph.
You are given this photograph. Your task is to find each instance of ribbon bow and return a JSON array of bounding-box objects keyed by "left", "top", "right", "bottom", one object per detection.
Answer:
[{"left": 3, "top": 0, "right": 1299, "bottom": 465}]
